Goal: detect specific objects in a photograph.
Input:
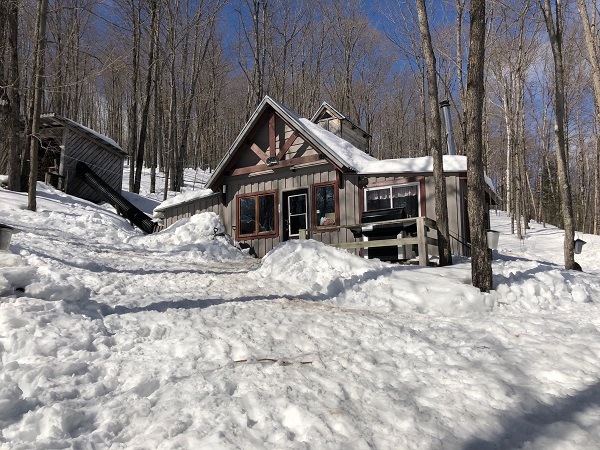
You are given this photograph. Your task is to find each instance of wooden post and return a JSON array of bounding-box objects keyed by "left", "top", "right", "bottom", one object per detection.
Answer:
[{"left": 417, "top": 217, "right": 428, "bottom": 266}]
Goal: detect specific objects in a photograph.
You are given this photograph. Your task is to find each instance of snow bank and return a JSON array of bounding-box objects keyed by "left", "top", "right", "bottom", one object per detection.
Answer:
[
  {"left": 256, "top": 240, "right": 491, "bottom": 315},
  {"left": 127, "top": 212, "right": 249, "bottom": 262},
  {"left": 492, "top": 259, "right": 600, "bottom": 310},
  {"left": 257, "top": 239, "right": 383, "bottom": 294},
  {"left": 0, "top": 182, "right": 136, "bottom": 244}
]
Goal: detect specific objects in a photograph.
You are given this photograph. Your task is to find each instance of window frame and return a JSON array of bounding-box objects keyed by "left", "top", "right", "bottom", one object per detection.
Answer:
[
  {"left": 312, "top": 181, "right": 339, "bottom": 231},
  {"left": 364, "top": 181, "right": 421, "bottom": 217},
  {"left": 236, "top": 189, "right": 278, "bottom": 239}
]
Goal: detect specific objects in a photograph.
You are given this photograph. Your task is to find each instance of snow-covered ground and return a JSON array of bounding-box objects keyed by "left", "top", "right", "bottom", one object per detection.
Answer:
[{"left": 1, "top": 172, "right": 600, "bottom": 449}]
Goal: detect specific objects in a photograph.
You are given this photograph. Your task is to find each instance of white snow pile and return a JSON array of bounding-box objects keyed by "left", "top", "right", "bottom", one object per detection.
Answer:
[
  {"left": 127, "top": 212, "right": 249, "bottom": 261},
  {"left": 256, "top": 240, "right": 491, "bottom": 315},
  {"left": 257, "top": 239, "right": 384, "bottom": 295},
  {"left": 1, "top": 178, "right": 600, "bottom": 449}
]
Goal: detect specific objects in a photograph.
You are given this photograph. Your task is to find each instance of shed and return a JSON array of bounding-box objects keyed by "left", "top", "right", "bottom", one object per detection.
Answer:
[{"left": 38, "top": 113, "right": 127, "bottom": 203}]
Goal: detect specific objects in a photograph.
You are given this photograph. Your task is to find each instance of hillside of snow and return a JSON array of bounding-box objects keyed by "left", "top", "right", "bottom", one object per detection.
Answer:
[{"left": 0, "top": 177, "right": 600, "bottom": 449}]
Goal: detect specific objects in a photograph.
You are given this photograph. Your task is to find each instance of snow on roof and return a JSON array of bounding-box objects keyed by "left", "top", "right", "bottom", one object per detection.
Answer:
[
  {"left": 361, "top": 155, "right": 468, "bottom": 174},
  {"left": 299, "top": 118, "right": 377, "bottom": 171},
  {"left": 153, "top": 188, "right": 217, "bottom": 215},
  {"left": 298, "top": 119, "right": 496, "bottom": 194},
  {"left": 300, "top": 118, "right": 470, "bottom": 175},
  {"left": 41, "top": 113, "right": 126, "bottom": 156}
]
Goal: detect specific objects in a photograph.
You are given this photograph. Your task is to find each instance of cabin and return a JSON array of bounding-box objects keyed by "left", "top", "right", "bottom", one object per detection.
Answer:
[
  {"left": 154, "top": 96, "right": 497, "bottom": 260},
  {"left": 38, "top": 113, "right": 127, "bottom": 203}
]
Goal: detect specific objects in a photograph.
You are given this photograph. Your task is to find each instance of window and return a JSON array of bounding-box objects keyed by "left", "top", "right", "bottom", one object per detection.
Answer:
[
  {"left": 365, "top": 182, "right": 420, "bottom": 217},
  {"left": 288, "top": 193, "right": 307, "bottom": 237},
  {"left": 238, "top": 191, "right": 277, "bottom": 237},
  {"left": 313, "top": 183, "right": 338, "bottom": 227}
]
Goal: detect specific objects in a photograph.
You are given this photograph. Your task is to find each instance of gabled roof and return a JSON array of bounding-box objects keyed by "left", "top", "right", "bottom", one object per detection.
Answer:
[
  {"left": 206, "top": 96, "right": 369, "bottom": 189},
  {"left": 203, "top": 96, "right": 498, "bottom": 200},
  {"left": 40, "top": 113, "right": 127, "bottom": 157},
  {"left": 310, "top": 101, "right": 371, "bottom": 138}
]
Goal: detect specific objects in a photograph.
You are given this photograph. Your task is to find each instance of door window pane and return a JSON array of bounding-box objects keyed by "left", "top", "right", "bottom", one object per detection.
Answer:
[
  {"left": 289, "top": 194, "right": 306, "bottom": 215},
  {"left": 289, "top": 215, "right": 307, "bottom": 235},
  {"left": 240, "top": 197, "right": 256, "bottom": 235},
  {"left": 288, "top": 193, "right": 307, "bottom": 237}
]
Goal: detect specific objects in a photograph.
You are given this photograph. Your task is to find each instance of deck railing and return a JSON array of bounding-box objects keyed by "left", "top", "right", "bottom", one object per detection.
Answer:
[{"left": 299, "top": 216, "right": 440, "bottom": 266}]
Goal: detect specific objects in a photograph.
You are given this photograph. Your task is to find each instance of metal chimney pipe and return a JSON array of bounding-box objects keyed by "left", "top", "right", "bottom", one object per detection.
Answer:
[{"left": 439, "top": 100, "right": 457, "bottom": 155}]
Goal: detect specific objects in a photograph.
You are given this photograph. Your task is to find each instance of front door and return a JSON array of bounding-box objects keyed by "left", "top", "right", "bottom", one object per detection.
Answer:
[{"left": 283, "top": 189, "right": 308, "bottom": 240}]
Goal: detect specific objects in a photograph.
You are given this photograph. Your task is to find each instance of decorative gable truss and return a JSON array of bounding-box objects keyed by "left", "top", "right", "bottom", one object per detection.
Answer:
[{"left": 223, "top": 108, "right": 324, "bottom": 178}]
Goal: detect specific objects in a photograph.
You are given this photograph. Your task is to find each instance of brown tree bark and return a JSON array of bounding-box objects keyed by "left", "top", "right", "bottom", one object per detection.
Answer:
[
  {"left": 28, "top": 0, "right": 49, "bottom": 212},
  {"left": 415, "top": 0, "right": 453, "bottom": 266},
  {"left": 128, "top": 0, "right": 140, "bottom": 192},
  {"left": 2, "top": 0, "right": 22, "bottom": 191},
  {"left": 133, "top": 0, "right": 159, "bottom": 194},
  {"left": 540, "top": 0, "right": 575, "bottom": 269},
  {"left": 577, "top": 0, "right": 600, "bottom": 235},
  {"left": 465, "top": 0, "right": 492, "bottom": 291}
]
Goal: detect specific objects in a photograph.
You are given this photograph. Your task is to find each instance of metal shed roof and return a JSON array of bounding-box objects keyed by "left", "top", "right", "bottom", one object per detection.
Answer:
[{"left": 40, "top": 113, "right": 127, "bottom": 157}]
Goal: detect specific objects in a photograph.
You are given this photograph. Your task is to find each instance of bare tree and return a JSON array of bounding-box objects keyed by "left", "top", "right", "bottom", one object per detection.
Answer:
[
  {"left": 539, "top": 0, "right": 575, "bottom": 269},
  {"left": 577, "top": 0, "right": 600, "bottom": 234},
  {"left": 28, "top": 0, "right": 50, "bottom": 212},
  {"left": 415, "top": 0, "right": 453, "bottom": 266},
  {"left": 465, "top": 0, "right": 492, "bottom": 291},
  {"left": 1, "top": 0, "right": 22, "bottom": 191},
  {"left": 236, "top": 0, "right": 271, "bottom": 116},
  {"left": 133, "top": 0, "right": 160, "bottom": 194}
]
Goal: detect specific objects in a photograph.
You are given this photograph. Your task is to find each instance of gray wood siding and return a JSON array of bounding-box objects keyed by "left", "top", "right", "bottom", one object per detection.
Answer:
[
  {"left": 340, "top": 123, "right": 368, "bottom": 152},
  {"left": 61, "top": 128, "right": 124, "bottom": 203},
  {"left": 317, "top": 118, "right": 368, "bottom": 152},
  {"left": 162, "top": 194, "right": 222, "bottom": 228},
  {"left": 423, "top": 175, "right": 467, "bottom": 256},
  {"left": 363, "top": 174, "right": 469, "bottom": 257},
  {"left": 161, "top": 162, "right": 366, "bottom": 257},
  {"left": 161, "top": 170, "right": 470, "bottom": 257}
]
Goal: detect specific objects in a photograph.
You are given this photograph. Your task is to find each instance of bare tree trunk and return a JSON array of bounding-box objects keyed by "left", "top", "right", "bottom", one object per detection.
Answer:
[
  {"left": 128, "top": 0, "right": 140, "bottom": 192},
  {"left": 415, "top": 0, "right": 452, "bottom": 266},
  {"left": 150, "top": 5, "right": 162, "bottom": 195},
  {"left": 577, "top": 0, "right": 600, "bottom": 235},
  {"left": 540, "top": 0, "right": 575, "bottom": 269},
  {"left": 3, "top": 0, "right": 22, "bottom": 191},
  {"left": 28, "top": 0, "right": 49, "bottom": 212},
  {"left": 465, "top": 0, "right": 492, "bottom": 292},
  {"left": 596, "top": 137, "right": 600, "bottom": 234},
  {"left": 418, "top": 62, "right": 427, "bottom": 157},
  {"left": 133, "top": 0, "right": 159, "bottom": 194}
]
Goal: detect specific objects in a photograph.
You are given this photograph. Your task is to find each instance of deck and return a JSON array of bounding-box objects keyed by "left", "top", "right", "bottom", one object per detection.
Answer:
[{"left": 299, "top": 216, "right": 440, "bottom": 266}]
